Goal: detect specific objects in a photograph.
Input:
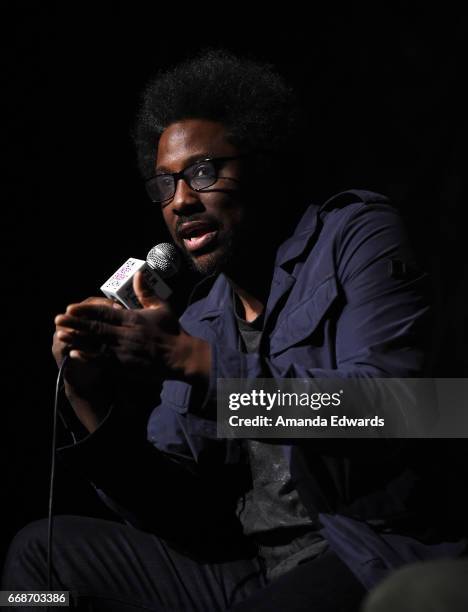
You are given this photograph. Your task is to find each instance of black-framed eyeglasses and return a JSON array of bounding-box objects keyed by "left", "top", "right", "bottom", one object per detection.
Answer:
[{"left": 145, "top": 155, "right": 246, "bottom": 205}]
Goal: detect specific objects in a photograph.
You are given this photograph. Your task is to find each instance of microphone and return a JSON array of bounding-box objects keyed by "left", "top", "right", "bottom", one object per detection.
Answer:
[{"left": 100, "top": 243, "right": 180, "bottom": 309}]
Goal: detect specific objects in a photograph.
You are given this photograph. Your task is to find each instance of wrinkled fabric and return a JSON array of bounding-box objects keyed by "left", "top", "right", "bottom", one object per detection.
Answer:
[
  {"left": 146, "top": 190, "right": 464, "bottom": 587},
  {"left": 59, "top": 190, "right": 467, "bottom": 590}
]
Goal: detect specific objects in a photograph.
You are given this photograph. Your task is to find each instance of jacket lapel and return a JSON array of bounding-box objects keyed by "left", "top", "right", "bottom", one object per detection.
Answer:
[
  {"left": 264, "top": 204, "right": 321, "bottom": 329},
  {"left": 183, "top": 204, "right": 322, "bottom": 346}
]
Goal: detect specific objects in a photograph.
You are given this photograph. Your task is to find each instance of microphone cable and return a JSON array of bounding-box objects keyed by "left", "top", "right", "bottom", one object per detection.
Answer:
[{"left": 47, "top": 354, "right": 75, "bottom": 595}]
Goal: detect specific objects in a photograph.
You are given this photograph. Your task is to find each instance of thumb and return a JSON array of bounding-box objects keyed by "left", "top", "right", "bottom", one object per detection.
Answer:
[{"left": 133, "top": 270, "right": 165, "bottom": 309}]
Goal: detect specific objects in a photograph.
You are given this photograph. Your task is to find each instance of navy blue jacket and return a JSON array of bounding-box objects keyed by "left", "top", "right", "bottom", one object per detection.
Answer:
[{"left": 59, "top": 190, "right": 466, "bottom": 589}]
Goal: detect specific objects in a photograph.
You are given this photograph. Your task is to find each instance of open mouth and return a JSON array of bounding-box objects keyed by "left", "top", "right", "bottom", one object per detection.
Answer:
[{"left": 178, "top": 221, "right": 219, "bottom": 253}]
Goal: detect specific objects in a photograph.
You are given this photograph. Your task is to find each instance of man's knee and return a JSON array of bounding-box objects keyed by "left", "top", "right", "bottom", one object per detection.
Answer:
[
  {"left": 2, "top": 518, "right": 51, "bottom": 588},
  {"left": 2, "top": 515, "right": 91, "bottom": 589}
]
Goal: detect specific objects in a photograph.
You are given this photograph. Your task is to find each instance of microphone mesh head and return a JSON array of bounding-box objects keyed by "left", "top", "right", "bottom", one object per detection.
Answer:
[{"left": 146, "top": 243, "right": 180, "bottom": 278}]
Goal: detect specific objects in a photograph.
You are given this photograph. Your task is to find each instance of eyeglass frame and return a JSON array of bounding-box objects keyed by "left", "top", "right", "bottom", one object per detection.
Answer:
[{"left": 145, "top": 155, "right": 247, "bottom": 206}]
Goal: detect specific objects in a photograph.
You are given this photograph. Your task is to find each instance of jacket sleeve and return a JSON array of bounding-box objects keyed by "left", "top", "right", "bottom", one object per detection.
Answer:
[{"left": 56, "top": 404, "right": 247, "bottom": 553}]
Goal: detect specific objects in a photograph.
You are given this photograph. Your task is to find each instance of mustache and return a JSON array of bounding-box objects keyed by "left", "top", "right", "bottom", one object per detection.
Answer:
[{"left": 175, "top": 214, "right": 220, "bottom": 235}]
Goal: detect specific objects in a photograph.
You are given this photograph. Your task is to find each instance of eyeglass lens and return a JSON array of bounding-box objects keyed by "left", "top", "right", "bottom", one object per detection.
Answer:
[{"left": 149, "top": 160, "right": 218, "bottom": 203}]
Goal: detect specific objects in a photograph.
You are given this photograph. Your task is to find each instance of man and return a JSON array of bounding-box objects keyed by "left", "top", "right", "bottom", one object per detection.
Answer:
[{"left": 3, "top": 50, "right": 465, "bottom": 611}]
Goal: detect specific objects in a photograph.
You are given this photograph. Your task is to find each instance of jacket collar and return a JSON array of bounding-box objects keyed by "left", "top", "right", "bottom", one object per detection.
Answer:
[
  {"left": 274, "top": 203, "right": 320, "bottom": 269},
  {"left": 196, "top": 274, "right": 232, "bottom": 321},
  {"left": 185, "top": 203, "right": 321, "bottom": 324}
]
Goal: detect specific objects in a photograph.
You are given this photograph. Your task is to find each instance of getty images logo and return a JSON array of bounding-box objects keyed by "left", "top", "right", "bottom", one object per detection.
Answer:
[{"left": 228, "top": 389, "right": 344, "bottom": 411}]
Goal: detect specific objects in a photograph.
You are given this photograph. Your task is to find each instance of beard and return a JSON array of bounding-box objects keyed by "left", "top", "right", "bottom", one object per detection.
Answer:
[
  {"left": 182, "top": 231, "right": 235, "bottom": 277},
  {"left": 174, "top": 204, "right": 262, "bottom": 279}
]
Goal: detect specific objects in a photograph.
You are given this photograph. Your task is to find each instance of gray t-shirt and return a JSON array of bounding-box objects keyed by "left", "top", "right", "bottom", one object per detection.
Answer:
[{"left": 233, "top": 297, "right": 328, "bottom": 579}]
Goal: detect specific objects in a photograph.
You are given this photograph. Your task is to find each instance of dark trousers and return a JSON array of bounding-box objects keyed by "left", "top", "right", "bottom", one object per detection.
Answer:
[{"left": 2, "top": 515, "right": 365, "bottom": 611}]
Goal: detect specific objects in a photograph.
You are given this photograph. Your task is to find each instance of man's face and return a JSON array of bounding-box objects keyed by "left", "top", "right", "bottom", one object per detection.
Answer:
[{"left": 156, "top": 119, "right": 248, "bottom": 276}]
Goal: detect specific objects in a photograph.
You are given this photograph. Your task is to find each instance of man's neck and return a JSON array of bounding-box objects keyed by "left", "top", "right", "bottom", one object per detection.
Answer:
[
  {"left": 223, "top": 230, "right": 281, "bottom": 322},
  {"left": 227, "top": 258, "right": 274, "bottom": 322},
  {"left": 229, "top": 281, "right": 265, "bottom": 322}
]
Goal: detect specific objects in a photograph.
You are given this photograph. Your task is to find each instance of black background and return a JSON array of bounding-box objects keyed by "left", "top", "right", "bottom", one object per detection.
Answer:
[{"left": 2, "top": 4, "right": 468, "bottom": 565}]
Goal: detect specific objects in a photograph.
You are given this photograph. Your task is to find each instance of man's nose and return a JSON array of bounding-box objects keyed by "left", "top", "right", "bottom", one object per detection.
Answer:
[{"left": 170, "top": 176, "right": 202, "bottom": 215}]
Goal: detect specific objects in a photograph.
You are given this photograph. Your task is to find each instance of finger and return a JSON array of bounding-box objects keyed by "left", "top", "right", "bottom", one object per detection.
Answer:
[
  {"left": 62, "top": 298, "right": 118, "bottom": 315},
  {"left": 65, "top": 302, "right": 127, "bottom": 323},
  {"left": 56, "top": 328, "right": 101, "bottom": 350},
  {"left": 56, "top": 327, "right": 80, "bottom": 343},
  {"left": 55, "top": 313, "right": 76, "bottom": 327},
  {"left": 68, "top": 349, "right": 103, "bottom": 361},
  {"left": 57, "top": 330, "right": 90, "bottom": 348},
  {"left": 53, "top": 332, "right": 103, "bottom": 364},
  {"left": 83, "top": 296, "right": 124, "bottom": 309},
  {"left": 133, "top": 270, "right": 164, "bottom": 310},
  {"left": 55, "top": 324, "right": 78, "bottom": 337},
  {"left": 55, "top": 313, "right": 118, "bottom": 342}
]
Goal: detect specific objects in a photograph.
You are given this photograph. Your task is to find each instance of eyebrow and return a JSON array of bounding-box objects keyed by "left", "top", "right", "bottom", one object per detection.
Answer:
[{"left": 155, "top": 153, "right": 216, "bottom": 175}]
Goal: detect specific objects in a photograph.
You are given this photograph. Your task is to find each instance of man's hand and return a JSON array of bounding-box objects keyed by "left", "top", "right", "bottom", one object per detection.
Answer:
[
  {"left": 52, "top": 296, "right": 123, "bottom": 432},
  {"left": 53, "top": 296, "right": 123, "bottom": 363},
  {"left": 54, "top": 271, "right": 211, "bottom": 385}
]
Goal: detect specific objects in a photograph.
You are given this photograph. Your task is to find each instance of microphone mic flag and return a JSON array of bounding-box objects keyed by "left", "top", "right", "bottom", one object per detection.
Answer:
[{"left": 100, "top": 243, "right": 180, "bottom": 309}]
